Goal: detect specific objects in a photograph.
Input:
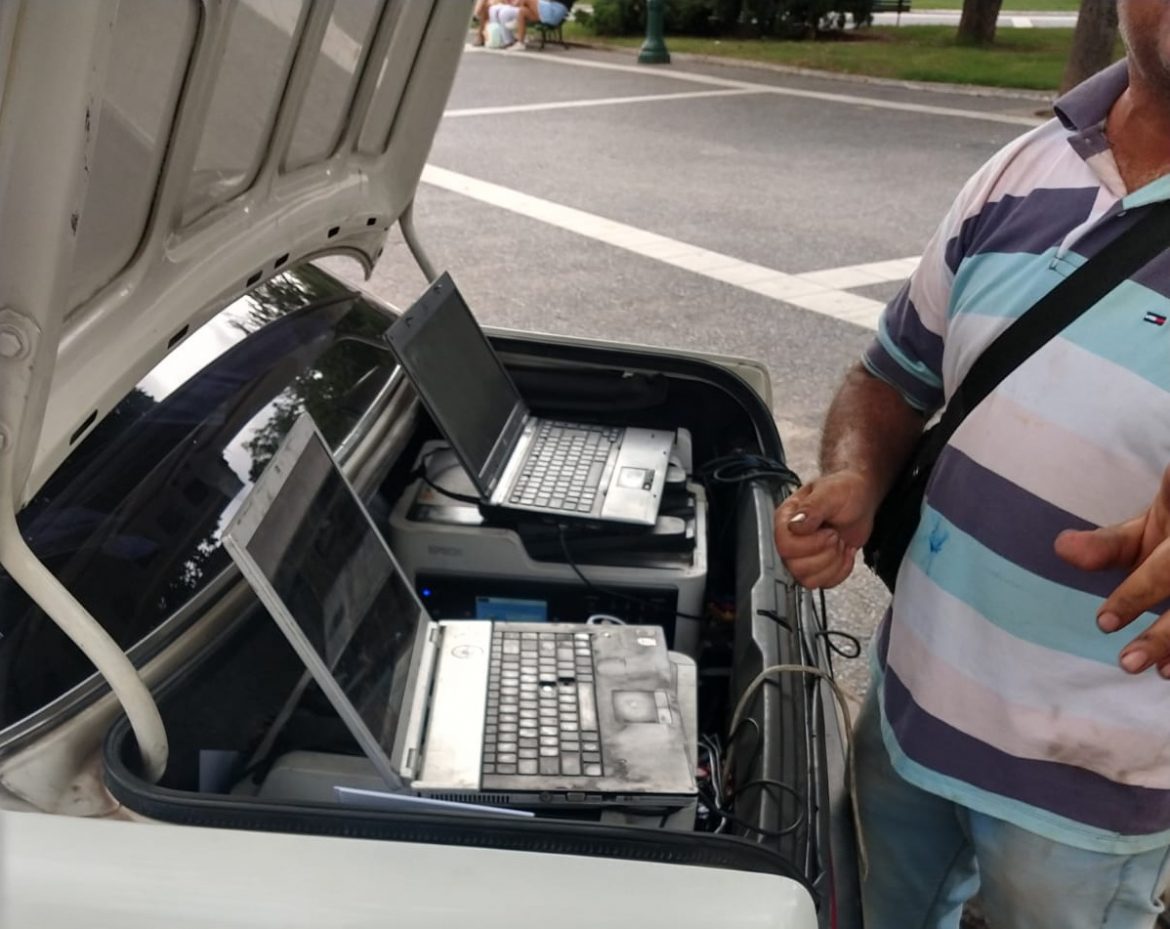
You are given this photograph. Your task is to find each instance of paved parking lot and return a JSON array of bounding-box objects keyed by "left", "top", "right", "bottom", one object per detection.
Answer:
[{"left": 324, "top": 44, "right": 1051, "bottom": 697}]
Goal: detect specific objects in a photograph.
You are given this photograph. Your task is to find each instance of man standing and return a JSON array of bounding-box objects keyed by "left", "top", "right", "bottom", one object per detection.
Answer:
[{"left": 774, "top": 5, "right": 1170, "bottom": 927}]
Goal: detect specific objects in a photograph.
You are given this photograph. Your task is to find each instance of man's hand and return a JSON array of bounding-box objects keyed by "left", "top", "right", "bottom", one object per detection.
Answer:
[
  {"left": 1055, "top": 466, "right": 1170, "bottom": 677},
  {"left": 775, "top": 362, "right": 926, "bottom": 590},
  {"left": 774, "top": 470, "right": 877, "bottom": 589}
]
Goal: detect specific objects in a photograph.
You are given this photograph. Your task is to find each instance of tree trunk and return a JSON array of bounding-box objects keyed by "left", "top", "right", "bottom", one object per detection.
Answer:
[
  {"left": 956, "top": 0, "right": 1003, "bottom": 45},
  {"left": 1060, "top": 0, "right": 1119, "bottom": 94}
]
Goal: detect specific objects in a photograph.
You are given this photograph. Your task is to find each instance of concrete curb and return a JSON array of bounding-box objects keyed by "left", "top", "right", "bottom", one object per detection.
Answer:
[{"left": 563, "top": 39, "right": 1057, "bottom": 104}]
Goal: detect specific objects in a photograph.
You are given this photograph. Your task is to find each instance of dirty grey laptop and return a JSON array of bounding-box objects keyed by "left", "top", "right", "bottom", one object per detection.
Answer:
[
  {"left": 222, "top": 414, "right": 696, "bottom": 809},
  {"left": 385, "top": 272, "right": 674, "bottom": 527}
]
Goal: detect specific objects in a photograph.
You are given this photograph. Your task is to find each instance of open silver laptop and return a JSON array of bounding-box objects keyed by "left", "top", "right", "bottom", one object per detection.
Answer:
[
  {"left": 384, "top": 272, "right": 674, "bottom": 527},
  {"left": 222, "top": 414, "right": 696, "bottom": 809}
]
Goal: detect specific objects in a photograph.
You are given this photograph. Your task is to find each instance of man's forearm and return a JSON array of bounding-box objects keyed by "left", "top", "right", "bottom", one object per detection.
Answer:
[{"left": 820, "top": 363, "right": 928, "bottom": 509}]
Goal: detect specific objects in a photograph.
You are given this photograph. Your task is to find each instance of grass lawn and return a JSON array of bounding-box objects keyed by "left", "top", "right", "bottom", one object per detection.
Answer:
[{"left": 565, "top": 23, "right": 1123, "bottom": 91}]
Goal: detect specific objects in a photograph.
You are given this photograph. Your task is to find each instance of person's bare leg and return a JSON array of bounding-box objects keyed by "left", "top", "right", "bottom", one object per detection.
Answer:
[
  {"left": 472, "top": 0, "right": 491, "bottom": 43},
  {"left": 514, "top": 0, "right": 540, "bottom": 45}
]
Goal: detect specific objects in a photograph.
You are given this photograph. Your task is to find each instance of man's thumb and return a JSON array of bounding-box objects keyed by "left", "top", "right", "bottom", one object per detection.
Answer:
[
  {"left": 785, "top": 477, "right": 851, "bottom": 536},
  {"left": 1054, "top": 525, "right": 1139, "bottom": 572}
]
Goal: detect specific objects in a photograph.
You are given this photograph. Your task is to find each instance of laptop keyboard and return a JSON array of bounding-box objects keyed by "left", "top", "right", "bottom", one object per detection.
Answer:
[
  {"left": 509, "top": 422, "right": 620, "bottom": 513},
  {"left": 483, "top": 629, "right": 602, "bottom": 778}
]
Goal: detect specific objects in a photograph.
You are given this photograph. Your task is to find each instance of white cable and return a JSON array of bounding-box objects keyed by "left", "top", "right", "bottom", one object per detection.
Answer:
[
  {"left": 0, "top": 507, "right": 169, "bottom": 783},
  {"left": 722, "top": 663, "right": 868, "bottom": 880},
  {"left": 586, "top": 614, "right": 626, "bottom": 625}
]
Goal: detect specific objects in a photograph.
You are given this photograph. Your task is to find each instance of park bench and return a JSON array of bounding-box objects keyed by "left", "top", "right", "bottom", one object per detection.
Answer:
[
  {"left": 530, "top": 18, "right": 568, "bottom": 49},
  {"left": 870, "top": 0, "right": 911, "bottom": 23}
]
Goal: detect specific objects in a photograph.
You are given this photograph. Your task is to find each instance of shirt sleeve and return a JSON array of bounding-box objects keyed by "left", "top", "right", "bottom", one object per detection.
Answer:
[
  {"left": 862, "top": 213, "right": 956, "bottom": 415},
  {"left": 860, "top": 133, "right": 1028, "bottom": 416}
]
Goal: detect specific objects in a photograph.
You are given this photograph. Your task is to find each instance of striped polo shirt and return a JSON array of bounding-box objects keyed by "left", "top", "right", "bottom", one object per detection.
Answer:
[{"left": 864, "top": 60, "right": 1170, "bottom": 854}]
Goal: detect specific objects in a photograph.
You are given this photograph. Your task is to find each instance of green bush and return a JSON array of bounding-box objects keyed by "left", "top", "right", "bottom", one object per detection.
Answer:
[
  {"left": 590, "top": 0, "right": 643, "bottom": 35},
  {"left": 590, "top": 0, "right": 719, "bottom": 36},
  {"left": 667, "top": 0, "right": 721, "bottom": 34}
]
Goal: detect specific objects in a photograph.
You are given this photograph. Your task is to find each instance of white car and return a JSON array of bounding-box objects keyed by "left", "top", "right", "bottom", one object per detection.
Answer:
[{"left": 0, "top": 2, "right": 858, "bottom": 926}]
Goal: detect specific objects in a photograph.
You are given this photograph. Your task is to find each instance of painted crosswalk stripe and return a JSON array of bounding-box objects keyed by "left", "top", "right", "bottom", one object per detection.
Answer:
[
  {"left": 445, "top": 88, "right": 765, "bottom": 118},
  {"left": 796, "top": 257, "right": 920, "bottom": 290},
  {"left": 423, "top": 164, "right": 901, "bottom": 330}
]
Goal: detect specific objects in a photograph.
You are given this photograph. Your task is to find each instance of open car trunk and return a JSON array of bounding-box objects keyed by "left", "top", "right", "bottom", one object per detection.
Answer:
[
  {"left": 101, "top": 331, "right": 849, "bottom": 918},
  {"left": 0, "top": 4, "right": 854, "bottom": 924}
]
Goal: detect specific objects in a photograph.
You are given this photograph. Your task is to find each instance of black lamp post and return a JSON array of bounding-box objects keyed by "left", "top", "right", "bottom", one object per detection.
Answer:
[{"left": 638, "top": 0, "right": 670, "bottom": 64}]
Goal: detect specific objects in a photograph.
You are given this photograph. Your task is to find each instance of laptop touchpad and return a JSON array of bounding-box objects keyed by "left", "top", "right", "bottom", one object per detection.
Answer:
[
  {"left": 617, "top": 467, "right": 653, "bottom": 489},
  {"left": 613, "top": 690, "right": 670, "bottom": 724}
]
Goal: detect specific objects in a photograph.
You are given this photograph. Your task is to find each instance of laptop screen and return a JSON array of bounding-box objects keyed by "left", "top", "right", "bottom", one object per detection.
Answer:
[
  {"left": 386, "top": 274, "right": 526, "bottom": 496},
  {"left": 237, "top": 425, "right": 425, "bottom": 755}
]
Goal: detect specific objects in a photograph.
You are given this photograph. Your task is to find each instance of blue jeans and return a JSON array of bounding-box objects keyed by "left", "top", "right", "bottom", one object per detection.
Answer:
[
  {"left": 855, "top": 688, "right": 1170, "bottom": 929},
  {"left": 537, "top": 0, "right": 569, "bottom": 25}
]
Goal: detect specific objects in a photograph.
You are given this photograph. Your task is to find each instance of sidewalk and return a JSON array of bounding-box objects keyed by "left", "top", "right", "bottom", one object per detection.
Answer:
[
  {"left": 875, "top": 8, "right": 1077, "bottom": 26},
  {"left": 571, "top": 4, "right": 1077, "bottom": 28},
  {"left": 562, "top": 39, "right": 1057, "bottom": 102}
]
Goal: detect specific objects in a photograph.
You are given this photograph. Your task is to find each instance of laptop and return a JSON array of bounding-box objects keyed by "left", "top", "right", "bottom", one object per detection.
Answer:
[
  {"left": 384, "top": 272, "right": 675, "bottom": 527},
  {"left": 222, "top": 413, "right": 696, "bottom": 810}
]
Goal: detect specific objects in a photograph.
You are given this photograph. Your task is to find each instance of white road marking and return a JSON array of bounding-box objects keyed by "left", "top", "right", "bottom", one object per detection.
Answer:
[
  {"left": 465, "top": 47, "right": 1045, "bottom": 128},
  {"left": 797, "top": 257, "right": 919, "bottom": 290},
  {"left": 445, "top": 87, "right": 765, "bottom": 118},
  {"left": 423, "top": 164, "right": 895, "bottom": 330}
]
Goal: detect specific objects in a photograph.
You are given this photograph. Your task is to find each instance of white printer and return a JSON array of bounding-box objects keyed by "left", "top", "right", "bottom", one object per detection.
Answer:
[{"left": 387, "top": 433, "right": 708, "bottom": 656}]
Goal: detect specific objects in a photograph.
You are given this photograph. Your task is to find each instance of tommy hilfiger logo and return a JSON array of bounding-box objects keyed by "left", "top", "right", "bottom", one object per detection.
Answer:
[{"left": 1144, "top": 311, "right": 1167, "bottom": 326}]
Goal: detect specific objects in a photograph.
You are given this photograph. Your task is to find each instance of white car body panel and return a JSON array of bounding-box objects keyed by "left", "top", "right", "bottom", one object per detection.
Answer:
[
  {"left": 1, "top": 809, "right": 817, "bottom": 929},
  {"left": 0, "top": 0, "right": 469, "bottom": 504}
]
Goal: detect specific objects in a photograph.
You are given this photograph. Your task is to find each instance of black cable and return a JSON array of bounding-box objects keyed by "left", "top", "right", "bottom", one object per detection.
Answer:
[
  {"left": 756, "top": 608, "right": 793, "bottom": 632},
  {"left": 760, "top": 608, "right": 858, "bottom": 658},
  {"left": 419, "top": 471, "right": 481, "bottom": 505},
  {"left": 717, "top": 717, "right": 806, "bottom": 839},
  {"left": 696, "top": 781, "right": 802, "bottom": 840},
  {"left": 411, "top": 448, "right": 483, "bottom": 505},
  {"left": 731, "top": 779, "right": 806, "bottom": 836},
  {"left": 726, "top": 715, "right": 764, "bottom": 785},
  {"left": 805, "top": 589, "right": 863, "bottom": 660},
  {"left": 814, "top": 629, "right": 862, "bottom": 660},
  {"left": 698, "top": 453, "right": 801, "bottom": 500},
  {"left": 556, "top": 524, "right": 705, "bottom": 623}
]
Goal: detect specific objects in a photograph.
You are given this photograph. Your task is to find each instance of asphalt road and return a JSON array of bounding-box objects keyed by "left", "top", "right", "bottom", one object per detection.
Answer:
[{"left": 322, "top": 44, "right": 1050, "bottom": 699}]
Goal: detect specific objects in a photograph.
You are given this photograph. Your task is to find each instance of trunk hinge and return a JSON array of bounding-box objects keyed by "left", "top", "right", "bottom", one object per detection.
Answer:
[
  {"left": 399, "top": 198, "right": 436, "bottom": 283},
  {"left": 0, "top": 307, "right": 168, "bottom": 783}
]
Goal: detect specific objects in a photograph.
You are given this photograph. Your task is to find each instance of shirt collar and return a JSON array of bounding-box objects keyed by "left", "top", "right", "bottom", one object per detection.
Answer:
[{"left": 1054, "top": 60, "right": 1130, "bottom": 131}]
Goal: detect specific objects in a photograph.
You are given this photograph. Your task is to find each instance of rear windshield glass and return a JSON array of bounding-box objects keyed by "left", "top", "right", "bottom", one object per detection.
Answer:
[{"left": 0, "top": 267, "right": 397, "bottom": 733}]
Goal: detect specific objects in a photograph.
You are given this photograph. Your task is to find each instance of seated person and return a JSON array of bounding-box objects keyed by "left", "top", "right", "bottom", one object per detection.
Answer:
[
  {"left": 472, "top": 0, "right": 573, "bottom": 48},
  {"left": 486, "top": 3, "right": 519, "bottom": 47}
]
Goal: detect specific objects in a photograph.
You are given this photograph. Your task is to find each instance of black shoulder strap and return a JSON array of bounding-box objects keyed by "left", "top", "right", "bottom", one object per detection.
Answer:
[{"left": 928, "top": 199, "right": 1170, "bottom": 452}]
